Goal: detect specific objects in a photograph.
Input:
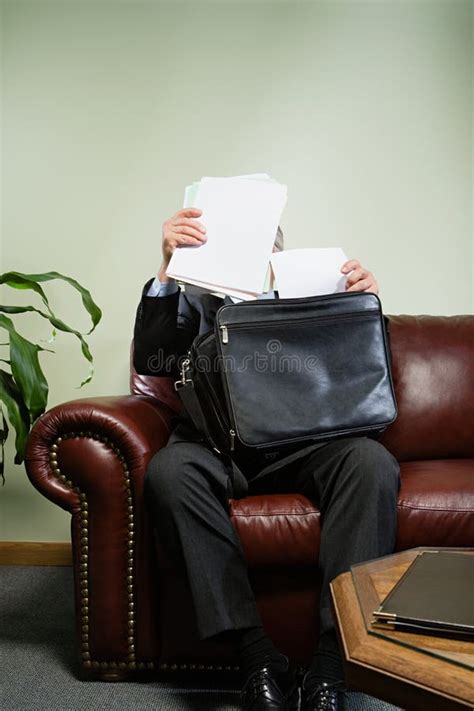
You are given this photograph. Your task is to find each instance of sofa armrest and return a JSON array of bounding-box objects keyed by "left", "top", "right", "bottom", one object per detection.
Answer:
[
  {"left": 25, "top": 395, "right": 173, "bottom": 675},
  {"left": 25, "top": 395, "right": 172, "bottom": 511}
]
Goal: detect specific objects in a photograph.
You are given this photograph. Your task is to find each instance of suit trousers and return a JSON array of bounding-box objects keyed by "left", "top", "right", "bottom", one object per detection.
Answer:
[{"left": 145, "top": 436, "right": 400, "bottom": 644}]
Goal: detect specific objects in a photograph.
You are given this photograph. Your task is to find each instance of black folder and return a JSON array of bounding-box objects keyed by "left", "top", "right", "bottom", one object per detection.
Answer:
[{"left": 372, "top": 550, "right": 474, "bottom": 640}]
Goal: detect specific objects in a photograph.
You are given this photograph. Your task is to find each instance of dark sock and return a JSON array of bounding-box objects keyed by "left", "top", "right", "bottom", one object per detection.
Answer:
[
  {"left": 238, "top": 626, "right": 288, "bottom": 677},
  {"left": 305, "top": 630, "right": 345, "bottom": 687},
  {"left": 305, "top": 651, "right": 344, "bottom": 686}
]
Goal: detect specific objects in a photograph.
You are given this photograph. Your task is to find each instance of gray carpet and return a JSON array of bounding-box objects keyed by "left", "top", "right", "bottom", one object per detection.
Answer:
[{"left": 0, "top": 566, "right": 401, "bottom": 710}]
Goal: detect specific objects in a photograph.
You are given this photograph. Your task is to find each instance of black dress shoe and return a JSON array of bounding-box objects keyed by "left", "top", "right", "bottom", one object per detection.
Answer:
[
  {"left": 240, "top": 662, "right": 300, "bottom": 710},
  {"left": 300, "top": 679, "right": 347, "bottom": 711}
]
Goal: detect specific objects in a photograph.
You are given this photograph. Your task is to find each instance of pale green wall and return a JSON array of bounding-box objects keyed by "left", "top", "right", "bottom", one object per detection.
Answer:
[{"left": 1, "top": 0, "right": 472, "bottom": 542}]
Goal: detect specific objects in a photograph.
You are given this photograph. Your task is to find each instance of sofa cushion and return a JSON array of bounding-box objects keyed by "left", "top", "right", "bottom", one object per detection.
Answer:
[
  {"left": 396, "top": 459, "right": 474, "bottom": 549},
  {"left": 229, "top": 460, "right": 474, "bottom": 568},
  {"left": 230, "top": 494, "right": 321, "bottom": 568}
]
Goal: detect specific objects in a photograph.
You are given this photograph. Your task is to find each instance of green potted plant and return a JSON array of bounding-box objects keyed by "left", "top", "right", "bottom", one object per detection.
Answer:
[{"left": 0, "top": 271, "right": 101, "bottom": 481}]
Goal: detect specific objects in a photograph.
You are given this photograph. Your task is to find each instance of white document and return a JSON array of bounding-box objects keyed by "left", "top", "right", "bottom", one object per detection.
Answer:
[
  {"left": 271, "top": 248, "right": 348, "bottom": 298},
  {"left": 168, "top": 176, "right": 287, "bottom": 297},
  {"left": 182, "top": 279, "right": 257, "bottom": 301},
  {"left": 183, "top": 174, "right": 273, "bottom": 208}
]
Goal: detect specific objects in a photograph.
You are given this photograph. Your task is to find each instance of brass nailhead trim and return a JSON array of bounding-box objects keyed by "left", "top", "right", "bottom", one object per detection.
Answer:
[
  {"left": 158, "top": 662, "right": 238, "bottom": 672},
  {"left": 49, "top": 431, "right": 137, "bottom": 670},
  {"left": 48, "top": 433, "right": 221, "bottom": 675}
]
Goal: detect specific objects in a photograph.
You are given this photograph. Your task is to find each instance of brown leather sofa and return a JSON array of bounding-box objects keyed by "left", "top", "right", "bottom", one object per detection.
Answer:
[{"left": 25, "top": 315, "right": 474, "bottom": 680}]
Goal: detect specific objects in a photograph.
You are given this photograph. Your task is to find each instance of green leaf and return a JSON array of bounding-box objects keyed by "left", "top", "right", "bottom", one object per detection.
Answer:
[
  {"left": 0, "top": 271, "right": 102, "bottom": 334},
  {"left": 0, "top": 406, "right": 8, "bottom": 483},
  {"left": 0, "top": 370, "right": 30, "bottom": 464},
  {"left": 0, "top": 305, "right": 49, "bottom": 315},
  {"left": 0, "top": 315, "right": 49, "bottom": 423},
  {"left": 0, "top": 273, "right": 50, "bottom": 309},
  {"left": 0, "top": 305, "right": 57, "bottom": 351},
  {"left": 0, "top": 302, "right": 92, "bottom": 384},
  {"left": 46, "top": 314, "right": 94, "bottom": 386},
  {"left": 0, "top": 271, "right": 101, "bottom": 385},
  {"left": 0, "top": 271, "right": 102, "bottom": 476}
]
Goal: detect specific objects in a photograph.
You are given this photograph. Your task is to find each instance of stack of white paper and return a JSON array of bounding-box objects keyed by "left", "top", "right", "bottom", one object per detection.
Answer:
[
  {"left": 270, "top": 248, "right": 348, "bottom": 298},
  {"left": 166, "top": 174, "right": 287, "bottom": 300}
]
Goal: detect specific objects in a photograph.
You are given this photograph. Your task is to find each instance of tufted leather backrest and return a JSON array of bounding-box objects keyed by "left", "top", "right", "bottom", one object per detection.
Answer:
[
  {"left": 130, "top": 315, "right": 474, "bottom": 462},
  {"left": 380, "top": 315, "right": 473, "bottom": 461}
]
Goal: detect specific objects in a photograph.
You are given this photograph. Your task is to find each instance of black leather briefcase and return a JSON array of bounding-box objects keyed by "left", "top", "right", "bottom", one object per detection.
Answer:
[{"left": 175, "top": 292, "right": 397, "bottom": 456}]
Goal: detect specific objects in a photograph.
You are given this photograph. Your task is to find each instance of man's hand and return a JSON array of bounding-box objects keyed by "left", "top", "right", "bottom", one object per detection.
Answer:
[
  {"left": 341, "top": 259, "right": 379, "bottom": 295},
  {"left": 158, "top": 208, "right": 207, "bottom": 281}
]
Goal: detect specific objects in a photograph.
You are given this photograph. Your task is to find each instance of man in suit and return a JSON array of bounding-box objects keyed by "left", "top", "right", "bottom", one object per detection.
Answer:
[{"left": 134, "top": 207, "right": 400, "bottom": 711}]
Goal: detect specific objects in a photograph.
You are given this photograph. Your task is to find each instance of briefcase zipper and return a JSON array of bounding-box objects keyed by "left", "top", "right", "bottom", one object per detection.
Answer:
[
  {"left": 219, "top": 309, "right": 378, "bottom": 343},
  {"left": 229, "top": 428, "right": 235, "bottom": 451},
  {"left": 220, "top": 325, "right": 228, "bottom": 344}
]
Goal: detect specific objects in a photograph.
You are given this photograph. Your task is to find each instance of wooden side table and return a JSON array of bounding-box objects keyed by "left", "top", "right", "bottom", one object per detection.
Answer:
[{"left": 330, "top": 548, "right": 474, "bottom": 711}]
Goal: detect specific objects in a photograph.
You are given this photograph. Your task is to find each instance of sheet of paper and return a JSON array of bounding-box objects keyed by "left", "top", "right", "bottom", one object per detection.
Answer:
[
  {"left": 180, "top": 278, "right": 257, "bottom": 301},
  {"left": 183, "top": 182, "right": 200, "bottom": 208},
  {"left": 183, "top": 174, "right": 275, "bottom": 208},
  {"left": 270, "top": 248, "right": 348, "bottom": 298},
  {"left": 168, "top": 176, "right": 287, "bottom": 295},
  {"left": 231, "top": 173, "right": 272, "bottom": 181}
]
